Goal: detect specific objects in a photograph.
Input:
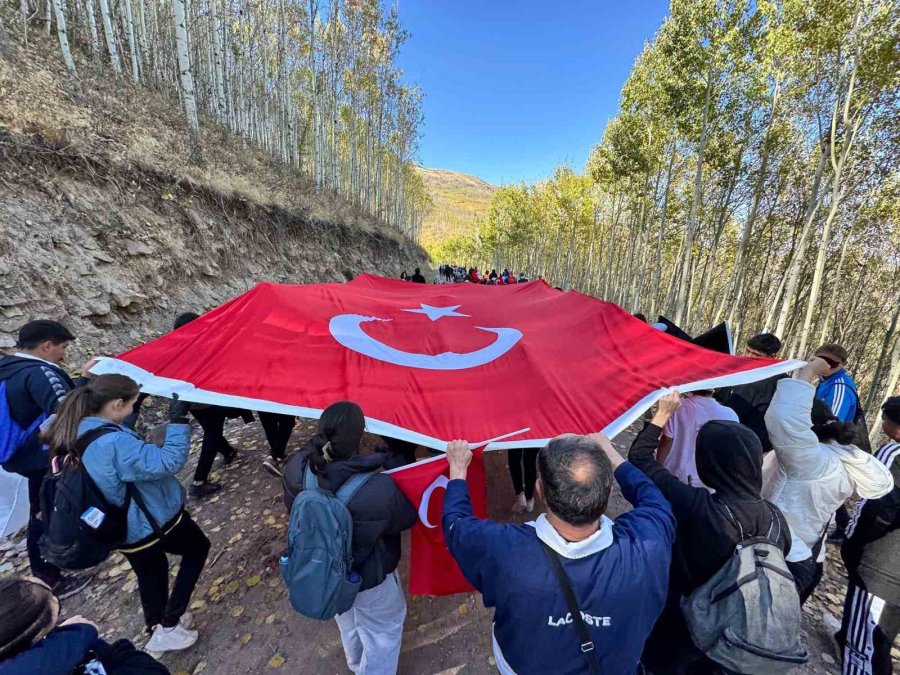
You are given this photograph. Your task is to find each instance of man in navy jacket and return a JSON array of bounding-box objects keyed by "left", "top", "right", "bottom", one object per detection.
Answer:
[
  {"left": 443, "top": 433, "right": 675, "bottom": 674},
  {"left": 0, "top": 320, "right": 77, "bottom": 587}
]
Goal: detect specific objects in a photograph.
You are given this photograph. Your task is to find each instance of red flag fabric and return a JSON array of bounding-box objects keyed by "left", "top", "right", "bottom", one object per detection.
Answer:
[
  {"left": 388, "top": 451, "right": 487, "bottom": 596},
  {"left": 92, "top": 274, "right": 801, "bottom": 448}
]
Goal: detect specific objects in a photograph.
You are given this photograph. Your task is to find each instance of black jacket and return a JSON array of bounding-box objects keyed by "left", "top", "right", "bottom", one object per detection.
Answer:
[
  {"left": 0, "top": 355, "right": 76, "bottom": 475},
  {"left": 841, "top": 441, "right": 900, "bottom": 603},
  {"left": 629, "top": 421, "right": 791, "bottom": 595},
  {"left": 282, "top": 448, "right": 417, "bottom": 592},
  {"left": 719, "top": 373, "right": 789, "bottom": 452}
]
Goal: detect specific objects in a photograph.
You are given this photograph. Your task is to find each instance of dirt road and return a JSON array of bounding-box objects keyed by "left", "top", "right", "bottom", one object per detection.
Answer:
[{"left": 0, "top": 410, "right": 855, "bottom": 674}]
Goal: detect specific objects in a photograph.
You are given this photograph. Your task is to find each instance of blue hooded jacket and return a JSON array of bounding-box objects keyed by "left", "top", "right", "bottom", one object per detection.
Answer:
[{"left": 79, "top": 417, "right": 191, "bottom": 545}]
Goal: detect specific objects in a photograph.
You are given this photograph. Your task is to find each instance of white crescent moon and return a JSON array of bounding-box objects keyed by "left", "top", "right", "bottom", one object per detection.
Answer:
[
  {"left": 329, "top": 314, "right": 523, "bottom": 370},
  {"left": 418, "top": 475, "right": 450, "bottom": 528}
]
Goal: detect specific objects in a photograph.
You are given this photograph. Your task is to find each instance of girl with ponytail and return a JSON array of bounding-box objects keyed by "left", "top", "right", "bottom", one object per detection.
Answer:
[
  {"left": 43, "top": 374, "right": 210, "bottom": 655},
  {"left": 282, "top": 401, "right": 417, "bottom": 673},
  {"left": 764, "top": 358, "right": 894, "bottom": 605}
]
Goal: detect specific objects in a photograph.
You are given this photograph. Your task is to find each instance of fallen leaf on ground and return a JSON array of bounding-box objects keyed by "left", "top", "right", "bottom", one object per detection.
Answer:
[
  {"left": 229, "top": 605, "right": 244, "bottom": 617},
  {"left": 268, "top": 654, "right": 285, "bottom": 668},
  {"left": 246, "top": 575, "right": 261, "bottom": 587}
]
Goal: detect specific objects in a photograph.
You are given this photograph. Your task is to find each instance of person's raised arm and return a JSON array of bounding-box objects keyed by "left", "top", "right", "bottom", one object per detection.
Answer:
[
  {"left": 114, "top": 396, "right": 192, "bottom": 481},
  {"left": 626, "top": 391, "right": 703, "bottom": 518},
  {"left": 442, "top": 440, "right": 502, "bottom": 596},
  {"left": 589, "top": 429, "right": 676, "bottom": 546},
  {"left": 765, "top": 358, "right": 829, "bottom": 477}
]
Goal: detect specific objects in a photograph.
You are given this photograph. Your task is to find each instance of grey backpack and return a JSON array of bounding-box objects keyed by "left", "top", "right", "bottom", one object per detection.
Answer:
[
  {"left": 681, "top": 503, "right": 808, "bottom": 674},
  {"left": 280, "top": 466, "right": 373, "bottom": 620}
]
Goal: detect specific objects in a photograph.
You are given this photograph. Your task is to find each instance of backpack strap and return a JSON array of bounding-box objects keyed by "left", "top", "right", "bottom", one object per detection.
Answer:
[
  {"left": 538, "top": 539, "right": 602, "bottom": 675},
  {"left": 75, "top": 424, "right": 163, "bottom": 537},
  {"left": 335, "top": 471, "right": 375, "bottom": 506},
  {"left": 74, "top": 424, "right": 121, "bottom": 454},
  {"left": 719, "top": 501, "right": 745, "bottom": 541}
]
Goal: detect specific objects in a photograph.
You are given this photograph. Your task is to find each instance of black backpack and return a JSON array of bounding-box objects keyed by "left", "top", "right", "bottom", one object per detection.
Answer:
[{"left": 40, "top": 424, "right": 155, "bottom": 570}]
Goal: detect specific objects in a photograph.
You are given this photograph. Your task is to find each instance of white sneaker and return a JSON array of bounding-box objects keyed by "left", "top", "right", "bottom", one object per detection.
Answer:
[
  {"left": 179, "top": 612, "right": 194, "bottom": 629},
  {"left": 512, "top": 493, "right": 526, "bottom": 513},
  {"left": 525, "top": 498, "right": 535, "bottom": 513},
  {"left": 145, "top": 623, "right": 198, "bottom": 652}
]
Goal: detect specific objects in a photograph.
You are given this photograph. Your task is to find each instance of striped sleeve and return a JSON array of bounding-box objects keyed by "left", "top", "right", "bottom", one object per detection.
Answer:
[
  {"left": 830, "top": 381, "right": 857, "bottom": 423},
  {"left": 846, "top": 442, "right": 900, "bottom": 538}
]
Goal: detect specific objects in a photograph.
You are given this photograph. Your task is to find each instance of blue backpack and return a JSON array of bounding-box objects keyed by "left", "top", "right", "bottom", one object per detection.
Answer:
[
  {"left": 280, "top": 467, "right": 373, "bottom": 620},
  {"left": 0, "top": 379, "right": 47, "bottom": 464}
]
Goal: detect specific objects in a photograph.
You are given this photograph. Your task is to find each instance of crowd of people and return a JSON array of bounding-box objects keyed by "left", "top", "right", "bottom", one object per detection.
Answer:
[
  {"left": 399, "top": 265, "right": 529, "bottom": 285},
  {"left": 0, "top": 312, "right": 898, "bottom": 675}
]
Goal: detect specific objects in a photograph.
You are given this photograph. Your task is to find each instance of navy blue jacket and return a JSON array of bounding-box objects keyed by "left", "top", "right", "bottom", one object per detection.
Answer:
[
  {"left": 0, "top": 624, "right": 98, "bottom": 674},
  {"left": 0, "top": 355, "right": 76, "bottom": 475},
  {"left": 443, "top": 462, "right": 675, "bottom": 675}
]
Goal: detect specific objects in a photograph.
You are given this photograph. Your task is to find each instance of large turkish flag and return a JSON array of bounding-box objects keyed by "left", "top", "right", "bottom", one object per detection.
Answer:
[
  {"left": 388, "top": 451, "right": 487, "bottom": 596},
  {"left": 92, "top": 274, "right": 800, "bottom": 448}
]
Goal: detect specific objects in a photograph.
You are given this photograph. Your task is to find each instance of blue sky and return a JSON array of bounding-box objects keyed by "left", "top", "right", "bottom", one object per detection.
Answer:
[{"left": 397, "top": 0, "right": 671, "bottom": 186}]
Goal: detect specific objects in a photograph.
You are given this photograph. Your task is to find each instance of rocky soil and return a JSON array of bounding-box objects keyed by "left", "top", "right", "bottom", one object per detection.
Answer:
[{"left": 0, "top": 20, "right": 428, "bottom": 363}]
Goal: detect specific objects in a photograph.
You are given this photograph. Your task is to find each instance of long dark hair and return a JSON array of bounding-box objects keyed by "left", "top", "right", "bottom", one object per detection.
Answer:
[
  {"left": 307, "top": 401, "right": 365, "bottom": 474},
  {"left": 41, "top": 374, "right": 140, "bottom": 464}
]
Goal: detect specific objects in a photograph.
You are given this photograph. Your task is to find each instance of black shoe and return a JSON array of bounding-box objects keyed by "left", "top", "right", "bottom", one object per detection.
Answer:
[
  {"left": 53, "top": 573, "right": 94, "bottom": 600},
  {"left": 262, "top": 457, "right": 284, "bottom": 478},
  {"left": 189, "top": 481, "right": 223, "bottom": 498},
  {"left": 221, "top": 449, "right": 238, "bottom": 466}
]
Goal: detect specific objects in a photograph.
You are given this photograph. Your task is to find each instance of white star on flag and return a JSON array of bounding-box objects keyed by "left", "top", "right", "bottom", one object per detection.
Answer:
[{"left": 402, "top": 304, "right": 470, "bottom": 322}]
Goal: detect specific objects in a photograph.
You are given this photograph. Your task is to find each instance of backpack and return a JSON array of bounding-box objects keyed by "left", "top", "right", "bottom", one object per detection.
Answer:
[
  {"left": 680, "top": 503, "right": 808, "bottom": 674},
  {"left": 40, "top": 424, "right": 158, "bottom": 570},
  {"left": 280, "top": 466, "right": 373, "bottom": 620},
  {"left": 0, "top": 379, "right": 47, "bottom": 463}
]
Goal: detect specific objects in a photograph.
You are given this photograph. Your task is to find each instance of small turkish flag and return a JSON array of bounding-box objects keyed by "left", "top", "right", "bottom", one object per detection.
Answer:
[{"left": 389, "top": 451, "right": 487, "bottom": 596}]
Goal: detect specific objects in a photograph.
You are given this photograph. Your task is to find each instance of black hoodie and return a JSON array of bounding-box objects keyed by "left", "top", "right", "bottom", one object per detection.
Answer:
[
  {"left": 282, "top": 447, "right": 417, "bottom": 592},
  {"left": 629, "top": 420, "right": 791, "bottom": 594},
  {"left": 0, "top": 355, "right": 76, "bottom": 475}
]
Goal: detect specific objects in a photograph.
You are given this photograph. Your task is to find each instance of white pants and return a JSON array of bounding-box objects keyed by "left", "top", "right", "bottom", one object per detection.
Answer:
[{"left": 335, "top": 571, "right": 406, "bottom": 675}]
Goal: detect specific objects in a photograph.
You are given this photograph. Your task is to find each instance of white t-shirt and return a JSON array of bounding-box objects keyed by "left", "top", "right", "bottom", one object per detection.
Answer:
[{"left": 662, "top": 395, "right": 739, "bottom": 489}]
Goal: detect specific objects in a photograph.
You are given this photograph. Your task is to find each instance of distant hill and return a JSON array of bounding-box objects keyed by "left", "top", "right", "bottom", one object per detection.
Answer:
[{"left": 416, "top": 166, "right": 496, "bottom": 250}]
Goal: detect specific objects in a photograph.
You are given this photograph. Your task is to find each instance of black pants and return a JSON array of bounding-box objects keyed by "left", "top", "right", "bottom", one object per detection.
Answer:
[
  {"left": 508, "top": 448, "right": 538, "bottom": 500},
  {"left": 787, "top": 557, "right": 824, "bottom": 606},
  {"left": 190, "top": 406, "right": 235, "bottom": 482},
  {"left": 258, "top": 412, "right": 295, "bottom": 461},
  {"left": 123, "top": 513, "right": 210, "bottom": 630},
  {"left": 22, "top": 468, "right": 60, "bottom": 584}
]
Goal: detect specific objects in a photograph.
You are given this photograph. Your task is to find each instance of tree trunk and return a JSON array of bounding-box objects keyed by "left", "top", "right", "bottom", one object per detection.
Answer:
[
  {"left": 674, "top": 70, "right": 714, "bottom": 325},
  {"left": 774, "top": 143, "right": 828, "bottom": 337},
  {"left": 650, "top": 139, "right": 676, "bottom": 318},
  {"left": 122, "top": 0, "right": 139, "bottom": 80},
  {"left": 98, "top": 0, "right": 121, "bottom": 73},
  {"left": 173, "top": 0, "right": 202, "bottom": 164},
  {"left": 52, "top": 0, "right": 77, "bottom": 73}
]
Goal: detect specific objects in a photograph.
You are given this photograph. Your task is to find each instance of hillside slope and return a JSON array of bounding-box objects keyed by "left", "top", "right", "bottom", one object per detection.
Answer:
[
  {"left": 416, "top": 166, "right": 496, "bottom": 250},
  {"left": 0, "top": 22, "right": 427, "bottom": 361}
]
